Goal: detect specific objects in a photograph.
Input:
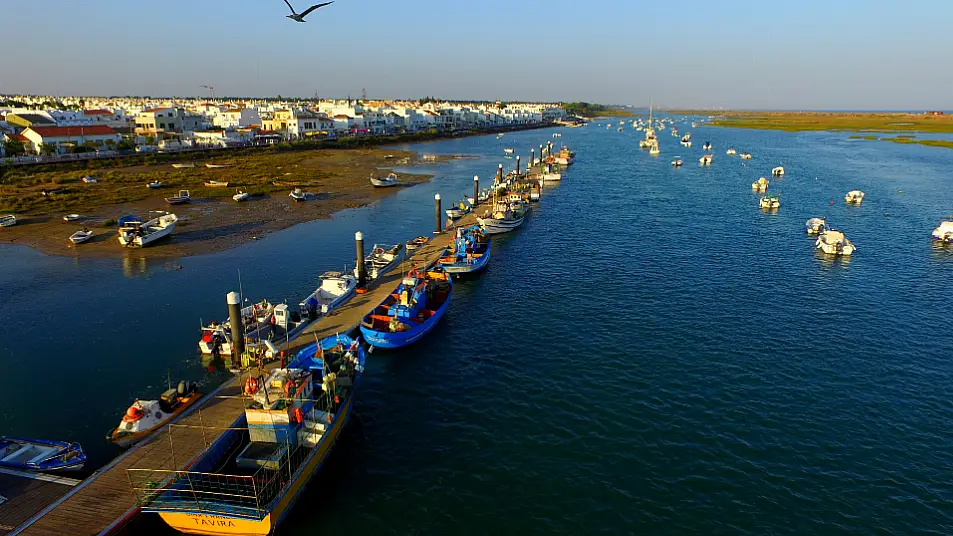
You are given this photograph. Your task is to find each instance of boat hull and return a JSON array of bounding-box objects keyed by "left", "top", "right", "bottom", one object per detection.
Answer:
[
  {"left": 360, "top": 282, "right": 453, "bottom": 349},
  {"left": 440, "top": 245, "right": 491, "bottom": 274}
]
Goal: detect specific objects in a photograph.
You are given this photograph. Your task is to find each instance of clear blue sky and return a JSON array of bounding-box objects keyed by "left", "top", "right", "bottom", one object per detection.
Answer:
[{"left": 1, "top": 0, "right": 951, "bottom": 109}]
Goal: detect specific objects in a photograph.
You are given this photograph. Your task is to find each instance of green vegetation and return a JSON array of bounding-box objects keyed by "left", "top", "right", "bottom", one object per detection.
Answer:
[
  {"left": 849, "top": 135, "right": 879, "bottom": 140},
  {"left": 698, "top": 111, "right": 953, "bottom": 133},
  {"left": 103, "top": 218, "right": 117, "bottom": 227},
  {"left": 562, "top": 102, "right": 634, "bottom": 118}
]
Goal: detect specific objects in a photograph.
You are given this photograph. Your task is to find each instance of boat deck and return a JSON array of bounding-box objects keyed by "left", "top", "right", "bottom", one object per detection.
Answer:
[{"left": 0, "top": 469, "right": 79, "bottom": 536}]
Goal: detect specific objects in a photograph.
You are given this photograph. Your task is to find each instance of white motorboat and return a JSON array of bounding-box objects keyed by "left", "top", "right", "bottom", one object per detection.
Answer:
[
  {"left": 369, "top": 172, "right": 398, "bottom": 188},
  {"left": 816, "top": 229, "right": 855, "bottom": 256},
  {"left": 204, "top": 180, "right": 229, "bottom": 188},
  {"left": 300, "top": 271, "right": 358, "bottom": 315},
  {"left": 542, "top": 172, "right": 562, "bottom": 181},
  {"left": 760, "top": 194, "right": 780, "bottom": 210},
  {"left": 146, "top": 180, "right": 163, "bottom": 189},
  {"left": 232, "top": 189, "right": 249, "bottom": 202},
  {"left": 405, "top": 236, "right": 430, "bottom": 252},
  {"left": 703, "top": 142, "right": 712, "bottom": 151},
  {"left": 932, "top": 221, "right": 953, "bottom": 243},
  {"left": 805, "top": 218, "right": 827, "bottom": 235},
  {"left": 446, "top": 201, "right": 470, "bottom": 220},
  {"left": 0, "top": 437, "right": 86, "bottom": 472},
  {"left": 118, "top": 212, "right": 177, "bottom": 247},
  {"left": 354, "top": 243, "right": 406, "bottom": 281},
  {"left": 69, "top": 229, "right": 93, "bottom": 245},
  {"left": 205, "top": 163, "right": 232, "bottom": 169},
  {"left": 106, "top": 381, "right": 201, "bottom": 447},
  {"left": 726, "top": 148, "right": 737, "bottom": 155},
  {"left": 165, "top": 190, "right": 190, "bottom": 205},
  {"left": 289, "top": 188, "right": 308, "bottom": 202},
  {"left": 671, "top": 158, "right": 683, "bottom": 167},
  {"left": 63, "top": 213, "right": 82, "bottom": 222},
  {"left": 772, "top": 166, "right": 785, "bottom": 176},
  {"left": 740, "top": 152, "right": 752, "bottom": 160},
  {"left": 478, "top": 202, "right": 527, "bottom": 235},
  {"left": 699, "top": 154, "right": 713, "bottom": 165},
  {"left": 845, "top": 190, "right": 865, "bottom": 204},
  {"left": 751, "top": 177, "right": 769, "bottom": 192},
  {"left": 681, "top": 140, "right": 693, "bottom": 147},
  {"left": 171, "top": 163, "right": 195, "bottom": 169},
  {"left": 503, "top": 148, "right": 515, "bottom": 154}
]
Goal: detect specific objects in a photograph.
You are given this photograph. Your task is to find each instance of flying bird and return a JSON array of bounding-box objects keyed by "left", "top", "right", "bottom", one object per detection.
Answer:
[{"left": 283, "top": 0, "right": 334, "bottom": 22}]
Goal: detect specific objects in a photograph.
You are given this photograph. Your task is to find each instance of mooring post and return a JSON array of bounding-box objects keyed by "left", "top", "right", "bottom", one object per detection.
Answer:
[
  {"left": 531, "top": 149, "right": 535, "bottom": 168},
  {"left": 497, "top": 164, "right": 503, "bottom": 183},
  {"left": 516, "top": 155, "right": 521, "bottom": 176},
  {"left": 355, "top": 231, "right": 366, "bottom": 286},
  {"left": 227, "top": 291, "right": 244, "bottom": 358},
  {"left": 539, "top": 144, "right": 544, "bottom": 167},
  {"left": 434, "top": 193, "right": 442, "bottom": 234},
  {"left": 473, "top": 175, "right": 479, "bottom": 207}
]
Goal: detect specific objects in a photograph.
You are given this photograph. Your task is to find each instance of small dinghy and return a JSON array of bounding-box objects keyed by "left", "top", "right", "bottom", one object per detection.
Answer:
[
  {"left": 805, "top": 218, "right": 827, "bottom": 235},
  {"left": 146, "top": 180, "right": 163, "bottom": 189},
  {"left": 752, "top": 177, "right": 769, "bottom": 192},
  {"left": 360, "top": 267, "right": 453, "bottom": 349},
  {"left": 671, "top": 158, "right": 683, "bottom": 167},
  {"left": 290, "top": 188, "right": 308, "bottom": 202},
  {"left": 845, "top": 190, "right": 865, "bottom": 204},
  {"left": 772, "top": 166, "right": 785, "bottom": 176},
  {"left": 205, "top": 163, "right": 231, "bottom": 169},
  {"left": 106, "top": 381, "right": 201, "bottom": 447},
  {"left": 438, "top": 225, "right": 491, "bottom": 275},
  {"left": 354, "top": 243, "right": 405, "bottom": 281},
  {"left": 0, "top": 214, "right": 16, "bottom": 227},
  {"left": 232, "top": 189, "right": 249, "bottom": 202},
  {"left": 69, "top": 228, "right": 93, "bottom": 245},
  {"left": 171, "top": 163, "right": 195, "bottom": 169},
  {"left": 699, "top": 154, "right": 713, "bottom": 165},
  {"left": 369, "top": 172, "right": 398, "bottom": 188},
  {"left": 63, "top": 214, "right": 82, "bottom": 222},
  {"left": 405, "top": 236, "right": 430, "bottom": 252},
  {"left": 165, "top": 190, "right": 190, "bottom": 205},
  {"left": 740, "top": 152, "right": 752, "bottom": 160},
  {"left": 703, "top": 142, "right": 712, "bottom": 151},
  {"left": 445, "top": 201, "right": 470, "bottom": 220},
  {"left": 0, "top": 437, "right": 86, "bottom": 472},
  {"left": 300, "top": 271, "right": 358, "bottom": 315},
  {"left": 726, "top": 148, "right": 737, "bottom": 155},
  {"left": 503, "top": 148, "right": 515, "bottom": 154},
  {"left": 204, "top": 180, "right": 229, "bottom": 188}
]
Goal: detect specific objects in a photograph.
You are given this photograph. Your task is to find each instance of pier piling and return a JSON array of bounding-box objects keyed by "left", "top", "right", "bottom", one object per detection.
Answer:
[
  {"left": 539, "top": 144, "right": 544, "bottom": 167},
  {"left": 531, "top": 149, "right": 535, "bottom": 167},
  {"left": 473, "top": 176, "right": 479, "bottom": 207},
  {"left": 497, "top": 164, "right": 503, "bottom": 184},
  {"left": 355, "top": 231, "right": 366, "bottom": 286},
  {"left": 434, "top": 193, "right": 442, "bottom": 234},
  {"left": 516, "top": 155, "right": 521, "bottom": 176},
  {"left": 227, "top": 291, "right": 244, "bottom": 357}
]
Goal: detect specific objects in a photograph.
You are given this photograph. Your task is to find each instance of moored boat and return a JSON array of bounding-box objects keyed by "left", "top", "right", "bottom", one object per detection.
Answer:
[
  {"left": 171, "top": 163, "right": 195, "bottom": 169},
  {"left": 699, "top": 154, "right": 713, "bottom": 165},
  {"left": 805, "top": 218, "right": 827, "bottom": 235},
  {"left": 69, "top": 228, "right": 93, "bottom": 245},
  {"left": 353, "top": 243, "right": 405, "bottom": 281},
  {"left": 147, "top": 180, "right": 163, "bottom": 189},
  {"left": 438, "top": 225, "right": 491, "bottom": 275},
  {"left": 727, "top": 148, "right": 737, "bottom": 155},
  {"left": 503, "top": 148, "right": 515, "bottom": 154},
  {"left": 541, "top": 172, "right": 562, "bottom": 182},
  {"left": 63, "top": 213, "right": 82, "bottom": 222},
  {"left": 772, "top": 166, "right": 785, "bottom": 176},
  {"left": 845, "top": 190, "right": 865, "bottom": 204},
  {"left": 199, "top": 299, "right": 278, "bottom": 356},
  {"left": 760, "top": 194, "right": 780, "bottom": 210},
  {"left": 300, "top": 271, "right": 358, "bottom": 315},
  {"left": 752, "top": 177, "right": 769, "bottom": 192},
  {"left": 932, "top": 221, "right": 953, "bottom": 243},
  {"left": 204, "top": 180, "right": 230, "bottom": 188},
  {"left": 106, "top": 381, "right": 201, "bottom": 447},
  {"left": 360, "top": 267, "right": 453, "bottom": 348},
  {"left": 369, "top": 172, "right": 398, "bottom": 188},
  {"left": 478, "top": 200, "right": 527, "bottom": 234},
  {"left": 289, "top": 188, "right": 308, "bottom": 202},
  {"left": 0, "top": 214, "right": 17, "bottom": 227},
  {"left": 164, "top": 190, "right": 190, "bottom": 205},
  {"left": 816, "top": 229, "right": 856, "bottom": 256},
  {"left": 671, "top": 158, "right": 683, "bottom": 167},
  {"left": 118, "top": 212, "right": 177, "bottom": 247},
  {"left": 0, "top": 437, "right": 86, "bottom": 472},
  {"left": 405, "top": 235, "right": 430, "bottom": 252},
  {"left": 703, "top": 142, "right": 712, "bottom": 151},
  {"left": 740, "top": 152, "right": 752, "bottom": 160},
  {"left": 445, "top": 201, "right": 470, "bottom": 220}
]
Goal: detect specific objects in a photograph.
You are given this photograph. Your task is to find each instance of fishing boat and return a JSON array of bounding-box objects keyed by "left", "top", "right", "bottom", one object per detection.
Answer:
[
  {"left": 289, "top": 188, "right": 308, "bottom": 202},
  {"left": 233, "top": 189, "right": 250, "bottom": 202},
  {"left": 699, "top": 154, "right": 713, "bottom": 165},
  {"left": 816, "top": 229, "right": 856, "bottom": 256},
  {"left": 752, "top": 177, "right": 769, "bottom": 192},
  {"left": 205, "top": 163, "right": 232, "bottom": 169},
  {"left": 171, "top": 163, "right": 195, "bottom": 169},
  {"left": 932, "top": 221, "right": 953, "bottom": 242},
  {"left": 129, "top": 334, "right": 364, "bottom": 535},
  {"left": 740, "top": 152, "right": 752, "bottom": 160},
  {"left": 503, "top": 148, "right": 515, "bottom": 154},
  {"left": 300, "top": 272, "right": 357, "bottom": 315},
  {"left": 369, "top": 172, "right": 398, "bottom": 188},
  {"left": 772, "top": 166, "right": 785, "bottom": 176},
  {"left": 405, "top": 236, "right": 430, "bottom": 252},
  {"left": 205, "top": 180, "right": 230, "bottom": 188},
  {"left": 62, "top": 213, "right": 82, "bottom": 222},
  {"left": 478, "top": 199, "right": 527, "bottom": 234},
  {"left": 445, "top": 201, "right": 470, "bottom": 220},
  {"left": 681, "top": 133, "right": 692, "bottom": 143},
  {"left": 845, "top": 190, "right": 865, "bottom": 204},
  {"left": 760, "top": 194, "right": 780, "bottom": 210},
  {"left": 438, "top": 225, "right": 491, "bottom": 275},
  {"left": 199, "top": 299, "right": 277, "bottom": 356},
  {"left": 0, "top": 437, "right": 86, "bottom": 472},
  {"left": 353, "top": 243, "right": 405, "bottom": 281},
  {"left": 147, "top": 180, "right": 163, "bottom": 189},
  {"left": 360, "top": 267, "right": 453, "bottom": 348},
  {"left": 118, "top": 212, "right": 177, "bottom": 247},
  {"left": 805, "top": 218, "right": 827, "bottom": 235},
  {"left": 541, "top": 172, "right": 562, "bottom": 182},
  {"left": 727, "top": 148, "right": 737, "bottom": 155},
  {"left": 671, "top": 158, "right": 683, "bottom": 167},
  {"left": 106, "top": 380, "right": 201, "bottom": 447},
  {"left": 165, "top": 190, "right": 190, "bottom": 205},
  {"left": 69, "top": 228, "right": 93, "bottom": 245}
]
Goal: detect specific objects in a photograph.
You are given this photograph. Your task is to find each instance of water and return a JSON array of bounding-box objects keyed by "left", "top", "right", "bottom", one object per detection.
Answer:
[{"left": 3, "top": 122, "right": 953, "bottom": 535}]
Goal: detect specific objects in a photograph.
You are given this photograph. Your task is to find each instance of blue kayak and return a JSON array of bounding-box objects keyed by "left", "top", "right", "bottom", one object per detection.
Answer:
[{"left": 360, "top": 267, "right": 453, "bottom": 349}]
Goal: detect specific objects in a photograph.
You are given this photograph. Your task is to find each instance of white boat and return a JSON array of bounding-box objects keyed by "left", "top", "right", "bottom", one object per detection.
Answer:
[
  {"left": 542, "top": 172, "right": 562, "bottom": 181},
  {"left": 69, "top": 229, "right": 93, "bottom": 245},
  {"left": 649, "top": 145, "right": 660, "bottom": 156},
  {"left": 205, "top": 163, "right": 231, "bottom": 169},
  {"left": 699, "top": 154, "right": 713, "bottom": 165},
  {"left": 845, "top": 190, "right": 865, "bottom": 204},
  {"left": 146, "top": 180, "right": 162, "bottom": 189},
  {"left": 204, "top": 180, "right": 229, "bottom": 188},
  {"left": 171, "top": 163, "right": 195, "bottom": 169},
  {"left": 2, "top": 214, "right": 19, "bottom": 227},
  {"left": 772, "top": 166, "right": 785, "bottom": 176},
  {"left": 199, "top": 299, "right": 277, "bottom": 355},
  {"left": 503, "top": 148, "right": 515, "bottom": 154},
  {"left": 703, "top": 142, "right": 712, "bottom": 151},
  {"left": 805, "top": 218, "right": 827, "bottom": 235},
  {"left": 82, "top": 176, "right": 98, "bottom": 183},
  {"left": 932, "top": 221, "right": 953, "bottom": 243},
  {"left": 232, "top": 189, "right": 249, "bottom": 202},
  {"left": 671, "top": 158, "right": 683, "bottom": 167},
  {"left": 446, "top": 201, "right": 470, "bottom": 220},
  {"left": 529, "top": 189, "right": 541, "bottom": 202},
  {"left": 106, "top": 381, "right": 201, "bottom": 447},
  {"left": 118, "top": 212, "right": 177, "bottom": 247},
  {"left": 760, "top": 194, "right": 780, "bottom": 210},
  {"left": 369, "top": 172, "right": 398, "bottom": 188},
  {"left": 740, "top": 153, "right": 752, "bottom": 160},
  {"left": 816, "top": 230, "right": 856, "bottom": 256},
  {"left": 478, "top": 202, "right": 527, "bottom": 235},
  {"left": 165, "top": 190, "right": 190, "bottom": 205},
  {"left": 63, "top": 214, "right": 82, "bottom": 222},
  {"left": 751, "top": 177, "right": 769, "bottom": 192},
  {"left": 726, "top": 148, "right": 737, "bottom": 155},
  {"left": 300, "top": 271, "right": 358, "bottom": 315},
  {"left": 289, "top": 188, "right": 308, "bottom": 202},
  {"left": 354, "top": 243, "right": 405, "bottom": 281},
  {"left": 405, "top": 236, "right": 430, "bottom": 252}
]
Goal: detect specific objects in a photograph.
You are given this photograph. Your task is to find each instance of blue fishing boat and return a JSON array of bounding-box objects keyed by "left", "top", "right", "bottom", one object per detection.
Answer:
[
  {"left": 359, "top": 267, "right": 453, "bottom": 349},
  {"left": 0, "top": 437, "right": 86, "bottom": 472},
  {"left": 127, "top": 334, "right": 365, "bottom": 535},
  {"left": 438, "top": 225, "right": 491, "bottom": 275}
]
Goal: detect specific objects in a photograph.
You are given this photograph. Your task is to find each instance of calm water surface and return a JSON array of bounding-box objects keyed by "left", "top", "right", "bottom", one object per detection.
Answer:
[{"left": 2, "top": 121, "right": 953, "bottom": 535}]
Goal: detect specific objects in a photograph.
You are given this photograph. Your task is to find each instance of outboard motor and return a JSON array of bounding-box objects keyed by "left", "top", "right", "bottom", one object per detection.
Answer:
[{"left": 178, "top": 381, "right": 186, "bottom": 395}]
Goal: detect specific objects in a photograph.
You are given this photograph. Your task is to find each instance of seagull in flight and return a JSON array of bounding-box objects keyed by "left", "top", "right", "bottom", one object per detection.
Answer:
[{"left": 283, "top": 0, "right": 334, "bottom": 22}]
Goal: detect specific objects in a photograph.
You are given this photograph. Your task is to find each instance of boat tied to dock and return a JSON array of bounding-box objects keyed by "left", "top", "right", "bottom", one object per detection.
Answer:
[{"left": 360, "top": 267, "right": 453, "bottom": 348}]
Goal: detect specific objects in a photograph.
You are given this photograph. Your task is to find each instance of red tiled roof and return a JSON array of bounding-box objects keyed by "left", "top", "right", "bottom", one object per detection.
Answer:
[
  {"left": 333, "top": 114, "right": 351, "bottom": 119},
  {"left": 84, "top": 109, "right": 112, "bottom": 115},
  {"left": 27, "top": 125, "right": 118, "bottom": 138},
  {"left": 5, "top": 133, "right": 29, "bottom": 142}
]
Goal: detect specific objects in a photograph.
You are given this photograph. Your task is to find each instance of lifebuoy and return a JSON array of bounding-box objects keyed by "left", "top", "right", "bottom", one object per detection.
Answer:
[
  {"left": 121, "top": 404, "right": 143, "bottom": 423},
  {"left": 244, "top": 377, "right": 259, "bottom": 396},
  {"left": 408, "top": 269, "right": 421, "bottom": 278},
  {"left": 375, "top": 247, "right": 385, "bottom": 255},
  {"left": 292, "top": 408, "right": 304, "bottom": 423}
]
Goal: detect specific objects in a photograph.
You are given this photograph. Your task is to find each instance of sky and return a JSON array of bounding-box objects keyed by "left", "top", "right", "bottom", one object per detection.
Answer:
[{"left": 1, "top": 0, "right": 951, "bottom": 109}]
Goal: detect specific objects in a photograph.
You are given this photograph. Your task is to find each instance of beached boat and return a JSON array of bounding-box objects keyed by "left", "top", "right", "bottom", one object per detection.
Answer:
[
  {"left": 147, "top": 180, "right": 163, "bottom": 189},
  {"left": 69, "top": 229, "right": 93, "bottom": 245},
  {"left": 760, "top": 194, "right": 780, "bottom": 210},
  {"left": 205, "top": 163, "right": 232, "bottom": 169},
  {"left": 478, "top": 201, "right": 527, "bottom": 234},
  {"left": 360, "top": 267, "right": 453, "bottom": 348},
  {"left": 130, "top": 335, "right": 364, "bottom": 535},
  {"left": 554, "top": 147, "right": 575, "bottom": 165},
  {"left": 845, "top": 190, "right": 865, "bottom": 204},
  {"left": 289, "top": 188, "right": 308, "bottom": 202},
  {"left": 62, "top": 213, "right": 82, "bottom": 222},
  {"left": 740, "top": 152, "right": 752, "bottom": 160},
  {"left": 369, "top": 172, "right": 398, "bottom": 188},
  {"left": 405, "top": 236, "right": 430, "bottom": 252},
  {"left": 106, "top": 381, "right": 201, "bottom": 447},
  {"left": 933, "top": 221, "right": 953, "bottom": 243},
  {"left": 171, "top": 163, "right": 195, "bottom": 169},
  {"left": 816, "top": 229, "right": 856, "bottom": 256},
  {"left": 300, "top": 271, "right": 357, "bottom": 315},
  {"left": 204, "top": 180, "right": 230, "bottom": 188},
  {"left": 772, "top": 166, "right": 785, "bottom": 176},
  {"left": 727, "top": 148, "right": 737, "bottom": 155},
  {"left": 164, "top": 190, "right": 190, "bottom": 205},
  {"left": 805, "top": 218, "right": 827, "bottom": 235},
  {"left": 699, "top": 154, "right": 713, "bottom": 165},
  {"left": 445, "top": 201, "right": 470, "bottom": 220},
  {"left": 353, "top": 243, "right": 405, "bottom": 281},
  {"left": 671, "top": 158, "right": 683, "bottom": 167},
  {"left": 118, "top": 212, "right": 177, "bottom": 247},
  {"left": 233, "top": 189, "right": 249, "bottom": 202},
  {"left": 82, "top": 176, "right": 98, "bottom": 183},
  {"left": 438, "top": 225, "right": 491, "bottom": 275},
  {"left": 752, "top": 177, "right": 769, "bottom": 192},
  {"left": 0, "top": 437, "right": 86, "bottom": 472},
  {"left": 529, "top": 189, "right": 541, "bottom": 202}
]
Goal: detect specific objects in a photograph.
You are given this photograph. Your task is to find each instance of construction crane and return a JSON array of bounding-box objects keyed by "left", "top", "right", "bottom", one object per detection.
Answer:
[{"left": 200, "top": 85, "right": 215, "bottom": 100}]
